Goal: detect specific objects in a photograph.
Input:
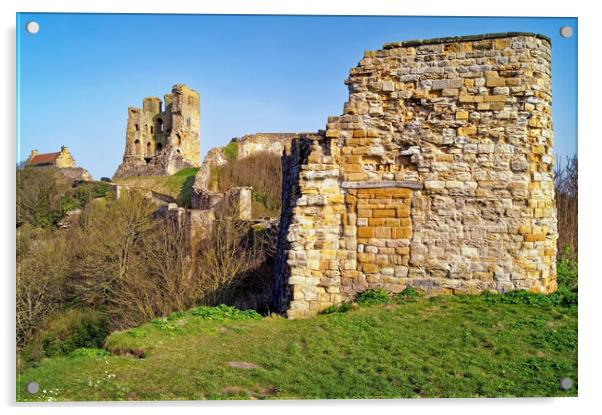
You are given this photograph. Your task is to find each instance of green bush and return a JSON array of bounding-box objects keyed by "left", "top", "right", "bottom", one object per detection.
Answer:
[
  {"left": 355, "top": 288, "right": 390, "bottom": 306},
  {"left": 549, "top": 286, "right": 578, "bottom": 307},
  {"left": 396, "top": 286, "right": 423, "bottom": 301},
  {"left": 24, "top": 309, "right": 111, "bottom": 361},
  {"left": 60, "top": 195, "right": 81, "bottom": 213},
  {"left": 188, "top": 304, "right": 262, "bottom": 321},
  {"left": 557, "top": 249, "right": 578, "bottom": 291},
  {"left": 73, "top": 181, "right": 113, "bottom": 206}
]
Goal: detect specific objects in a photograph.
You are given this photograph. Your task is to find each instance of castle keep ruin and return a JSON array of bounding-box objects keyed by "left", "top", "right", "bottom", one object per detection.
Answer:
[
  {"left": 114, "top": 84, "right": 200, "bottom": 178},
  {"left": 274, "top": 33, "right": 557, "bottom": 318}
]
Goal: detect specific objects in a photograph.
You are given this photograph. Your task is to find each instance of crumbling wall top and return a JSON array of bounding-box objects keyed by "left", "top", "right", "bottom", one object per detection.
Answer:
[{"left": 382, "top": 32, "right": 550, "bottom": 49}]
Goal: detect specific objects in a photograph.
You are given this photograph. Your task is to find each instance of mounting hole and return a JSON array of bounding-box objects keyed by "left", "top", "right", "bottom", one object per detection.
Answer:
[
  {"left": 560, "top": 377, "right": 573, "bottom": 390},
  {"left": 26, "top": 381, "right": 39, "bottom": 394},
  {"left": 25, "top": 21, "right": 40, "bottom": 34},
  {"left": 560, "top": 26, "right": 573, "bottom": 38}
]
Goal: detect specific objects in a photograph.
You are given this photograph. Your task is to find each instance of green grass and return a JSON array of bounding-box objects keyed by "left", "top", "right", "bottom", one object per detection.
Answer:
[
  {"left": 17, "top": 293, "right": 577, "bottom": 401},
  {"left": 113, "top": 168, "right": 199, "bottom": 207}
]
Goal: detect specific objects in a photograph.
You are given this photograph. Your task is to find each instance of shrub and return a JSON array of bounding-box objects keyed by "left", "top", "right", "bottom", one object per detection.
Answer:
[
  {"left": 73, "top": 181, "right": 113, "bottom": 206},
  {"left": 395, "top": 286, "right": 424, "bottom": 301},
  {"left": 355, "top": 288, "right": 390, "bottom": 306},
  {"left": 23, "top": 309, "right": 110, "bottom": 361},
  {"left": 557, "top": 247, "right": 578, "bottom": 291},
  {"left": 188, "top": 304, "right": 262, "bottom": 321},
  {"left": 497, "top": 290, "right": 554, "bottom": 306},
  {"left": 550, "top": 286, "right": 578, "bottom": 307}
]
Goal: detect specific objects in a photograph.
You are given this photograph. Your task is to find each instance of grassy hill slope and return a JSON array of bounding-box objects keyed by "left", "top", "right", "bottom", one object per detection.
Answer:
[
  {"left": 113, "top": 168, "right": 199, "bottom": 206},
  {"left": 17, "top": 292, "right": 577, "bottom": 401}
]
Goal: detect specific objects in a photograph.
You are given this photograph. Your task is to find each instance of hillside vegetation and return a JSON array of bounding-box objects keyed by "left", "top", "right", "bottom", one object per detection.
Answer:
[
  {"left": 113, "top": 167, "right": 199, "bottom": 207},
  {"left": 213, "top": 151, "right": 282, "bottom": 218},
  {"left": 17, "top": 265, "right": 577, "bottom": 401}
]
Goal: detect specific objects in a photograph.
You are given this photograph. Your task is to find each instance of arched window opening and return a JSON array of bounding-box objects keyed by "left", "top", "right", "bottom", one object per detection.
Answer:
[
  {"left": 156, "top": 143, "right": 163, "bottom": 153},
  {"left": 134, "top": 139, "right": 141, "bottom": 155},
  {"left": 156, "top": 118, "right": 163, "bottom": 133},
  {"left": 135, "top": 123, "right": 139, "bottom": 132},
  {"left": 147, "top": 142, "right": 152, "bottom": 156},
  {"left": 150, "top": 125, "right": 154, "bottom": 134}
]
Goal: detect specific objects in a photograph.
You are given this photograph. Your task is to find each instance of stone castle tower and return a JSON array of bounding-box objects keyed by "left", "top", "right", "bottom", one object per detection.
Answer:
[{"left": 113, "top": 84, "right": 200, "bottom": 178}]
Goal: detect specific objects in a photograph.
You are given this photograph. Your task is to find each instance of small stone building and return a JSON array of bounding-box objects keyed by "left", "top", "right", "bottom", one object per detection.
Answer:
[
  {"left": 274, "top": 33, "right": 557, "bottom": 318},
  {"left": 113, "top": 84, "right": 201, "bottom": 179},
  {"left": 26, "top": 146, "right": 76, "bottom": 168},
  {"left": 25, "top": 146, "right": 92, "bottom": 181}
]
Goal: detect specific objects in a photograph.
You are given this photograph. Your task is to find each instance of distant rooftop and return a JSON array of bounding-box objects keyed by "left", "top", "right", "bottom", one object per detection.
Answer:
[{"left": 27, "top": 152, "right": 60, "bottom": 166}]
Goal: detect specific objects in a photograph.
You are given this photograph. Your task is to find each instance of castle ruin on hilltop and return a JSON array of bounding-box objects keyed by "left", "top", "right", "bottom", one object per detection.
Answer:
[
  {"left": 107, "top": 33, "right": 558, "bottom": 320},
  {"left": 113, "top": 84, "right": 200, "bottom": 178},
  {"left": 273, "top": 33, "right": 558, "bottom": 318}
]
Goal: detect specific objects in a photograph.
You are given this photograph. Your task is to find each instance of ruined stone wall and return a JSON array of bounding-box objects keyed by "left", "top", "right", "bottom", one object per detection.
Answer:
[
  {"left": 275, "top": 33, "right": 557, "bottom": 318},
  {"left": 236, "top": 133, "right": 303, "bottom": 159},
  {"left": 113, "top": 84, "right": 200, "bottom": 179},
  {"left": 190, "top": 132, "right": 322, "bottom": 209}
]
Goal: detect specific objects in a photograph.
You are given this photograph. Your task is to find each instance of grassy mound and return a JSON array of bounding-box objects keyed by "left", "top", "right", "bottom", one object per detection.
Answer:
[
  {"left": 113, "top": 168, "right": 199, "bottom": 207},
  {"left": 17, "top": 293, "right": 577, "bottom": 401}
]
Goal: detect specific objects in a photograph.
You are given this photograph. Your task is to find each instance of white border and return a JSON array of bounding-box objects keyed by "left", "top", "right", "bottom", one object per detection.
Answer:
[{"left": 2, "top": 1, "right": 599, "bottom": 414}]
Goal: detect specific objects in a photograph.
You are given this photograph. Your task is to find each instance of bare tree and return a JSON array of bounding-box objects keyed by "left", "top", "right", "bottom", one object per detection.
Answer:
[
  {"left": 69, "top": 190, "right": 156, "bottom": 324},
  {"left": 16, "top": 167, "right": 71, "bottom": 228},
  {"left": 196, "top": 202, "right": 259, "bottom": 305},
  {"left": 16, "top": 232, "right": 70, "bottom": 347},
  {"left": 554, "top": 156, "right": 578, "bottom": 258},
  {"left": 140, "top": 218, "right": 197, "bottom": 316}
]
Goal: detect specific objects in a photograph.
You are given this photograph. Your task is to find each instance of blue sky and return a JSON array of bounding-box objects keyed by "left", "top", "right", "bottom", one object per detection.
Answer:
[{"left": 17, "top": 14, "right": 577, "bottom": 179}]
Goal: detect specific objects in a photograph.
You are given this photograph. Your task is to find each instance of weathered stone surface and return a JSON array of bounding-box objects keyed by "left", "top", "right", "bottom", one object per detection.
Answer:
[{"left": 274, "top": 33, "right": 557, "bottom": 318}]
